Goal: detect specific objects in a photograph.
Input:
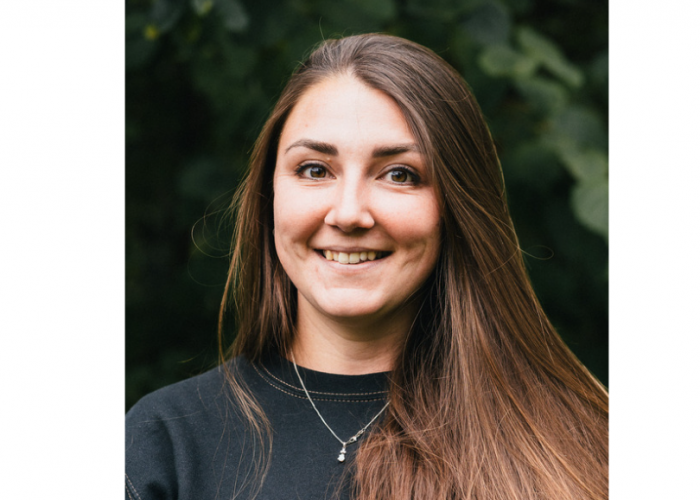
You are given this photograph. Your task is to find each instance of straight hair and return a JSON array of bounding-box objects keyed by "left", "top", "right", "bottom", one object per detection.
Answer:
[{"left": 219, "top": 33, "right": 608, "bottom": 500}]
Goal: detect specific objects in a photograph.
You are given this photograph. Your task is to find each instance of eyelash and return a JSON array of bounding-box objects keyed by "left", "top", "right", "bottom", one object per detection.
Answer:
[
  {"left": 294, "top": 163, "right": 421, "bottom": 185},
  {"left": 384, "top": 166, "right": 420, "bottom": 185},
  {"left": 295, "top": 163, "right": 329, "bottom": 179}
]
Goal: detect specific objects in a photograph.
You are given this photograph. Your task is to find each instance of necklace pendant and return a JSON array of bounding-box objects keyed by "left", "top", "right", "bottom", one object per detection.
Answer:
[{"left": 290, "top": 355, "right": 390, "bottom": 466}]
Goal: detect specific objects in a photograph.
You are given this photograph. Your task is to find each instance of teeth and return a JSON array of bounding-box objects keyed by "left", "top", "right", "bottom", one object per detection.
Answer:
[{"left": 321, "top": 250, "right": 385, "bottom": 265}]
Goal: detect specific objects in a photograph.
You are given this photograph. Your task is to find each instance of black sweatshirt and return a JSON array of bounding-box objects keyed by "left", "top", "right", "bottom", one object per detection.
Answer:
[{"left": 126, "top": 354, "right": 389, "bottom": 500}]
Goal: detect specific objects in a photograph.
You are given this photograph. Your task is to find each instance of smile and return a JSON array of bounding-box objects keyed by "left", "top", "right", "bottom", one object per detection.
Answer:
[{"left": 317, "top": 250, "right": 390, "bottom": 265}]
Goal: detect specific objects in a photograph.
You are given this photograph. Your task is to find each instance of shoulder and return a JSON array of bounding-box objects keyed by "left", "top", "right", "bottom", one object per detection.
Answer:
[
  {"left": 125, "top": 357, "right": 254, "bottom": 500},
  {"left": 126, "top": 355, "right": 261, "bottom": 422},
  {"left": 127, "top": 364, "right": 227, "bottom": 422}
]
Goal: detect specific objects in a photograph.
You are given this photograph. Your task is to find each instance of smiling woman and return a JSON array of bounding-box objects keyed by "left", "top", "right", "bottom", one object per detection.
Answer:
[
  {"left": 126, "top": 34, "right": 608, "bottom": 500},
  {"left": 273, "top": 75, "right": 441, "bottom": 374}
]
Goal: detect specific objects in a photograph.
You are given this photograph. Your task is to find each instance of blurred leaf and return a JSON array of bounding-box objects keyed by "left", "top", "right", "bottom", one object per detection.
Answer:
[
  {"left": 217, "top": 0, "right": 249, "bottom": 32},
  {"left": 571, "top": 178, "right": 608, "bottom": 238},
  {"left": 560, "top": 148, "right": 607, "bottom": 183},
  {"left": 516, "top": 26, "right": 583, "bottom": 88},
  {"left": 126, "top": 13, "right": 158, "bottom": 70},
  {"left": 516, "top": 26, "right": 559, "bottom": 65},
  {"left": 544, "top": 56, "right": 583, "bottom": 89},
  {"left": 150, "top": 0, "right": 187, "bottom": 33},
  {"left": 146, "top": 25, "right": 162, "bottom": 41},
  {"left": 478, "top": 45, "right": 537, "bottom": 78},
  {"left": 514, "top": 76, "right": 568, "bottom": 115},
  {"left": 191, "top": 0, "right": 214, "bottom": 16},
  {"left": 551, "top": 105, "right": 607, "bottom": 150},
  {"left": 463, "top": 0, "right": 511, "bottom": 45}
]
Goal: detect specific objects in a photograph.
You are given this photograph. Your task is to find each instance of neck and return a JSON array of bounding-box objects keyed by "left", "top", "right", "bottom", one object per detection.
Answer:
[{"left": 290, "top": 300, "right": 414, "bottom": 374}]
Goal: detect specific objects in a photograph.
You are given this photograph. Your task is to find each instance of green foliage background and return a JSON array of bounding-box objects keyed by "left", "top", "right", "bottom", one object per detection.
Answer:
[{"left": 126, "top": 0, "right": 608, "bottom": 411}]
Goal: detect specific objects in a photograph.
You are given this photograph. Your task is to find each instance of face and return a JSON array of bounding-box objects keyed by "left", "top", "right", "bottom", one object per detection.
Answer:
[{"left": 273, "top": 75, "right": 442, "bottom": 326}]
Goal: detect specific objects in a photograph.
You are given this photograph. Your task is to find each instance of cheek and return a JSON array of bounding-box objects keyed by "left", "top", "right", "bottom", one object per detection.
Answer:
[
  {"left": 273, "top": 189, "right": 323, "bottom": 249},
  {"left": 407, "top": 218, "right": 442, "bottom": 288},
  {"left": 409, "top": 220, "right": 442, "bottom": 267},
  {"left": 381, "top": 195, "right": 442, "bottom": 251},
  {"left": 273, "top": 195, "right": 302, "bottom": 279}
]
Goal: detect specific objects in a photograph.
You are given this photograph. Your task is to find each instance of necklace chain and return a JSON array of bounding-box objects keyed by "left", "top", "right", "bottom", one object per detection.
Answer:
[{"left": 290, "top": 353, "right": 390, "bottom": 463}]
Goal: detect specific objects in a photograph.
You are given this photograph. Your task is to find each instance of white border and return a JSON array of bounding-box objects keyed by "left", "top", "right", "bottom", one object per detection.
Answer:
[
  {"left": 2, "top": 1, "right": 698, "bottom": 498},
  {"left": 610, "top": 0, "right": 700, "bottom": 498},
  {"left": 0, "top": 2, "right": 124, "bottom": 498}
]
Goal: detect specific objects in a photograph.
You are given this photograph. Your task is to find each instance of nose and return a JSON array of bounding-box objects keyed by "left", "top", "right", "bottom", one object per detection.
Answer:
[{"left": 324, "top": 177, "right": 375, "bottom": 232}]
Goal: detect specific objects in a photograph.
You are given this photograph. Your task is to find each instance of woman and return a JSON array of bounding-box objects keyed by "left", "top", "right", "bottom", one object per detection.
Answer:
[{"left": 126, "top": 34, "right": 608, "bottom": 500}]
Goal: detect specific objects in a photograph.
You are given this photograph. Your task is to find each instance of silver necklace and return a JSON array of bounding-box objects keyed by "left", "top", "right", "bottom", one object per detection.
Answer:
[{"left": 290, "top": 353, "right": 390, "bottom": 463}]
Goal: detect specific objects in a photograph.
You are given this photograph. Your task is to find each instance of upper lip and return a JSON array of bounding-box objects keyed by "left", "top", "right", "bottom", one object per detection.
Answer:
[{"left": 315, "top": 247, "right": 389, "bottom": 253}]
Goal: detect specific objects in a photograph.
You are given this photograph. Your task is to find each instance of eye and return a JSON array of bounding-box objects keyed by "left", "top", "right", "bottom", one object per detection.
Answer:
[
  {"left": 384, "top": 167, "right": 418, "bottom": 185},
  {"left": 297, "top": 163, "right": 328, "bottom": 179}
]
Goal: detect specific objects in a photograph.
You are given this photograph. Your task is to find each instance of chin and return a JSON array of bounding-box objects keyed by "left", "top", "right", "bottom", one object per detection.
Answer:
[
  {"left": 319, "top": 303, "right": 385, "bottom": 320},
  {"left": 310, "top": 293, "right": 391, "bottom": 322}
]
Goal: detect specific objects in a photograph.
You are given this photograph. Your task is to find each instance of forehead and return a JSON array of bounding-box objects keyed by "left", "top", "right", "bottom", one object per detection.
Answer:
[{"left": 277, "top": 74, "right": 416, "bottom": 152}]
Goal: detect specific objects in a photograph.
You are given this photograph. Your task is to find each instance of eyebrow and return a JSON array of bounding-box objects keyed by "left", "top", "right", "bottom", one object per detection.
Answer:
[
  {"left": 284, "top": 139, "right": 419, "bottom": 158},
  {"left": 371, "top": 144, "right": 419, "bottom": 158},
  {"left": 284, "top": 139, "right": 337, "bottom": 156}
]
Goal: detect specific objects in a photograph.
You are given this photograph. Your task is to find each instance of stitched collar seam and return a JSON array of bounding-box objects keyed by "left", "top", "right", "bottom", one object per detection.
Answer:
[
  {"left": 252, "top": 364, "right": 387, "bottom": 402},
  {"left": 259, "top": 363, "right": 388, "bottom": 396}
]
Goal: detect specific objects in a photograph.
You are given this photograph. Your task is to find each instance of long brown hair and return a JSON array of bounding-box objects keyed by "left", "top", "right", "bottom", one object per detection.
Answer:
[{"left": 219, "top": 34, "right": 608, "bottom": 500}]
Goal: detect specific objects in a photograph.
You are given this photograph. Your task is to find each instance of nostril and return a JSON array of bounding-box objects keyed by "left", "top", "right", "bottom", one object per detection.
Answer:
[{"left": 324, "top": 197, "right": 375, "bottom": 232}]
